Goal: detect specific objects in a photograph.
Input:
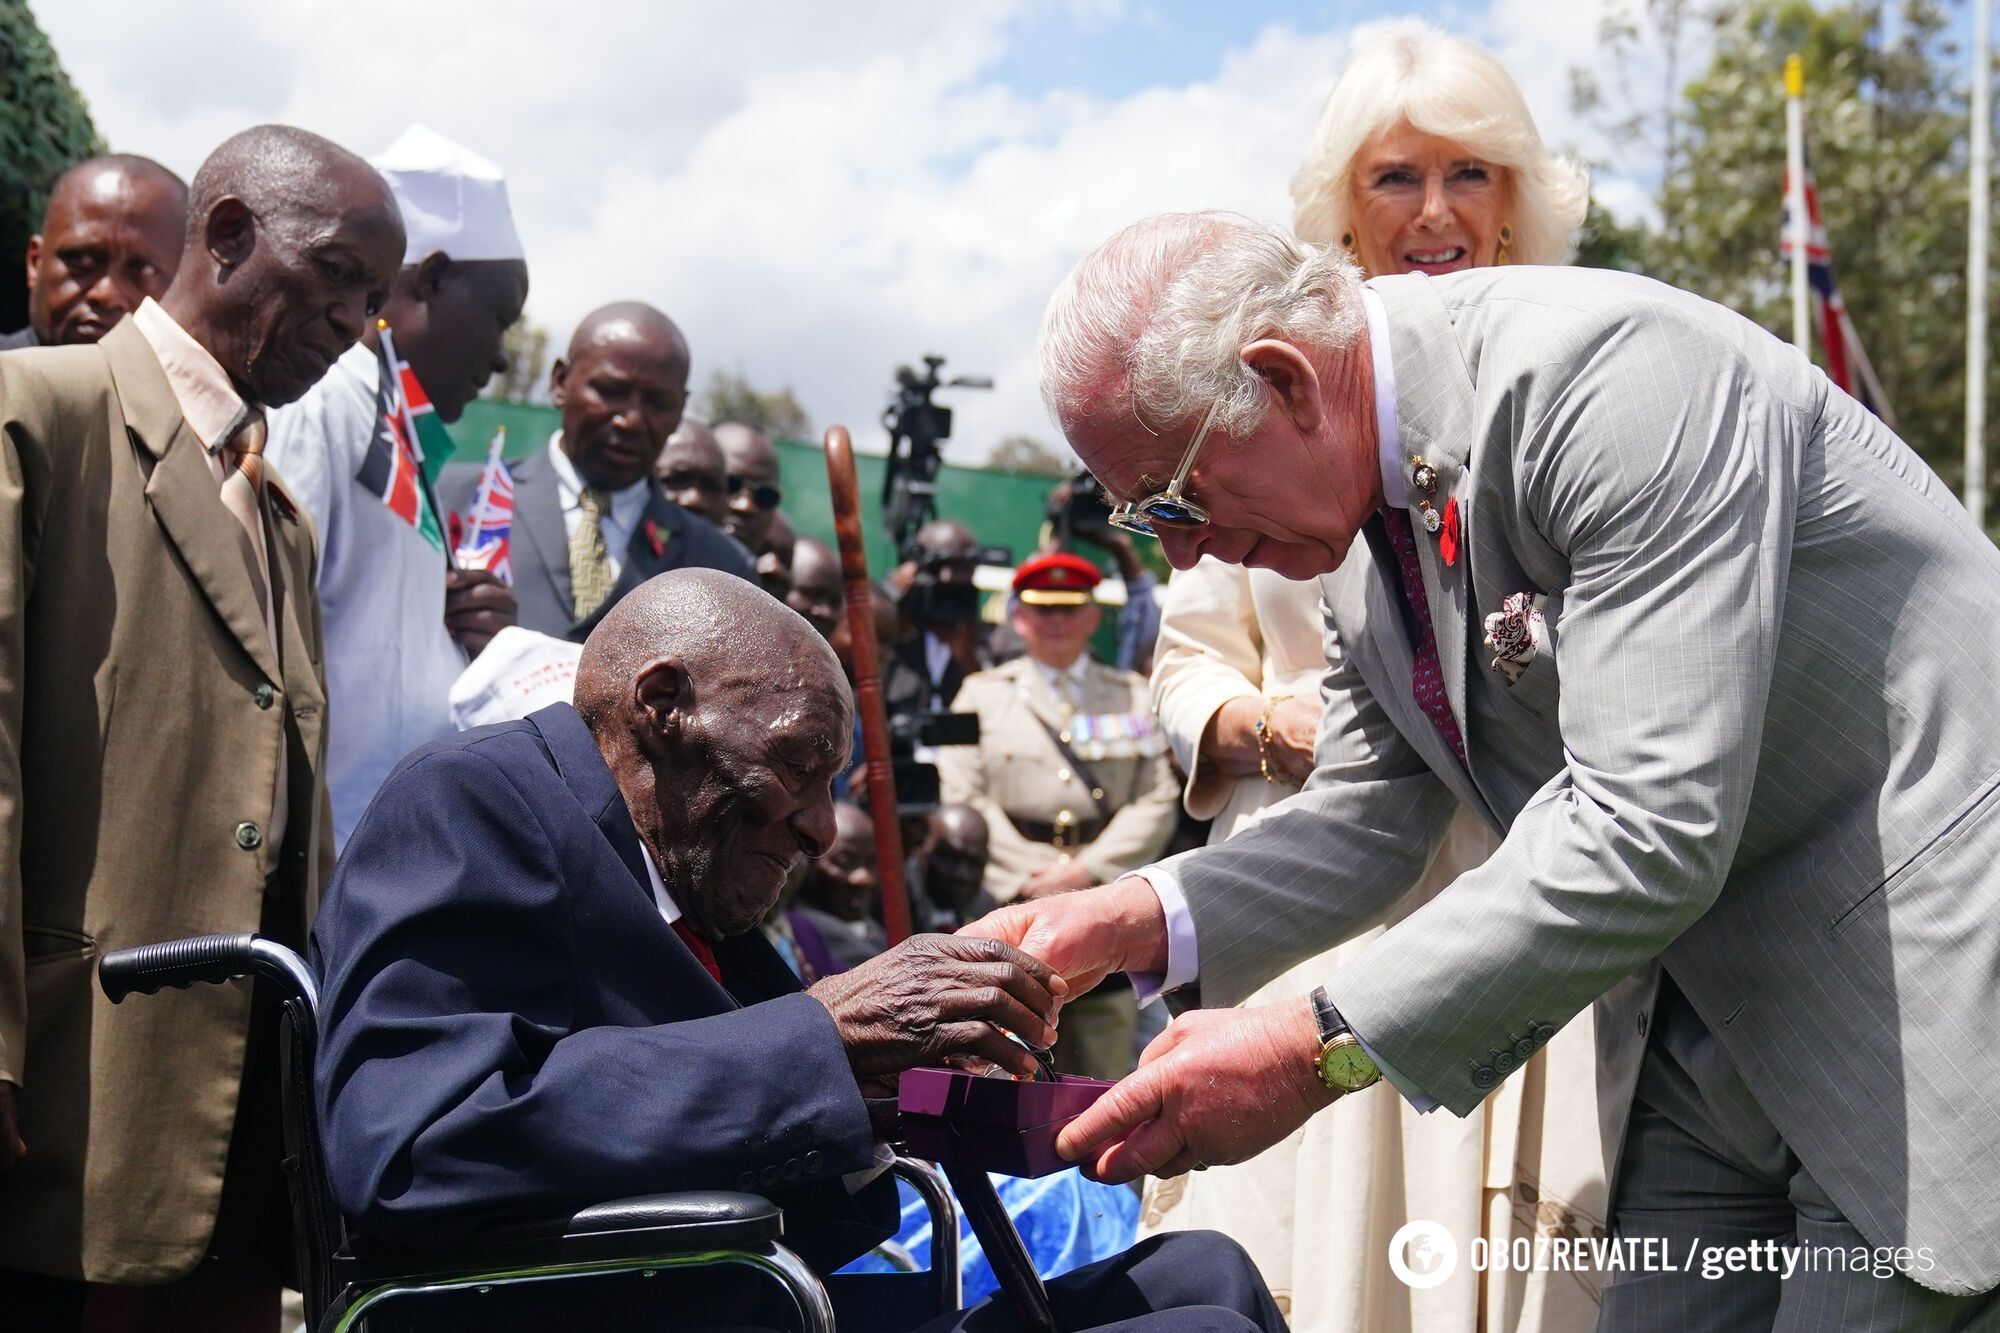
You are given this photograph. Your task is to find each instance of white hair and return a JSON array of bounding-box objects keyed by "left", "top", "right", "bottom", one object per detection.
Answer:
[
  {"left": 1038, "top": 211, "right": 1365, "bottom": 441},
  {"left": 1291, "top": 20, "right": 1589, "bottom": 266}
]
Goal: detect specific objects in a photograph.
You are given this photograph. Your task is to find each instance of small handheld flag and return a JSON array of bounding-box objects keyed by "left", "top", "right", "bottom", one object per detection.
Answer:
[
  {"left": 359, "top": 324, "right": 450, "bottom": 553},
  {"left": 454, "top": 428, "right": 514, "bottom": 586}
]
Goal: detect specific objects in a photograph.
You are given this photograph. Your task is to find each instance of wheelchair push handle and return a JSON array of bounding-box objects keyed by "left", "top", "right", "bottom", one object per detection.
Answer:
[{"left": 99, "top": 932, "right": 259, "bottom": 1002}]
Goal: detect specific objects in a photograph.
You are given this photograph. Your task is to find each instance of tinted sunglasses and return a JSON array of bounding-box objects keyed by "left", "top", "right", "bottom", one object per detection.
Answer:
[
  {"left": 727, "top": 475, "right": 784, "bottom": 511},
  {"left": 1106, "top": 400, "right": 1221, "bottom": 536}
]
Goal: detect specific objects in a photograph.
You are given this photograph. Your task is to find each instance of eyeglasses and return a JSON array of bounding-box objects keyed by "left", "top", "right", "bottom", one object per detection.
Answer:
[
  {"left": 727, "top": 475, "right": 784, "bottom": 511},
  {"left": 1106, "top": 400, "right": 1222, "bottom": 536}
]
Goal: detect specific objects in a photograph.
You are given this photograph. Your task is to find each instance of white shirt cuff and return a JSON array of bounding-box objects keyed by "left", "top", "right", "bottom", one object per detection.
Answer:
[{"left": 1126, "top": 868, "right": 1198, "bottom": 1004}]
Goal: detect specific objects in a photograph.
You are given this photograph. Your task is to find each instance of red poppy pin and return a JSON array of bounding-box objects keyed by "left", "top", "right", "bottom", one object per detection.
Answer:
[
  {"left": 1439, "top": 496, "right": 1461, "bottom": 567},
  {"left": 644, "top": 519, "right": 668, "bottom": 559}
]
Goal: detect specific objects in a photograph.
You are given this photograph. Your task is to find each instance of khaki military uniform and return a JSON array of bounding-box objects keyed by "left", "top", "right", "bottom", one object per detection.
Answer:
[
  {"left": 938, "top": 655, "right": 1180, "bottom": 904},
  {"left": 938, "top": 655, "right": 1179, "bottom": 1078}
]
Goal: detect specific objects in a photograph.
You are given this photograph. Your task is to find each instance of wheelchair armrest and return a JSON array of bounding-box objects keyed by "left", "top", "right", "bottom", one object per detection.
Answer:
[{"left": 339, "top": 1191, "right": 786, "bottom": 1285}]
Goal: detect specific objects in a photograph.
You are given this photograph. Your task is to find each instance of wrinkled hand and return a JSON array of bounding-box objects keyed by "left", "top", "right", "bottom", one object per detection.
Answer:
[
  {"left": 1058, "top": 1000, "right": 1338, "bottom": 1183},
  {"left": 808, "top": 934, "right": 1069, "bottom": 1083},
  {"left": 0, "top": 1083, "right": 23, "bottom": 1173},
  {"left": 443, "top": 569, "right": 517, "bottom": 658},
  {"left": 960, "top": 876, "right": 1168, "bottom": 1000},
  {"left": 1266, "top": 696, "right": 1320, "bottom": 784},
  {"left": 1019, "top": 859, "right": 1095, "bottom": 900}
]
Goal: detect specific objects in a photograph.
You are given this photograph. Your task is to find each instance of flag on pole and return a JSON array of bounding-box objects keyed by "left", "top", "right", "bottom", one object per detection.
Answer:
[
  {"left": 358, "top": 333, "right": 448, "bottom": 552},
  {"left": 1781, "top": 155, "right": 1897, "bottom": 426},
  {"left": 453, "top": 428, "right": 514, "bottom": 585}
]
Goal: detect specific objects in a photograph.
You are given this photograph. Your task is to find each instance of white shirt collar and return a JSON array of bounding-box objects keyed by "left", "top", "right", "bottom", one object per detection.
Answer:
[
  {"left": 639, "top": 841, "right": 681, "bottom": 925},
  {"left": 130, "top": 297, "right": 249, "bottom": 452},
  {"left": 1360, "top": 285, "right": 1407, "bottom": 511},
  {"left": 547, "top": 430, "right": 653, "bottom": 522}
]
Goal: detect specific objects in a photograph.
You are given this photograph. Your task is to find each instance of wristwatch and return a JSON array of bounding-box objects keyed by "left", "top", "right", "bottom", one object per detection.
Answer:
[{"left": 1310, "top": 987, "right": 1381, "bottom": 1093}]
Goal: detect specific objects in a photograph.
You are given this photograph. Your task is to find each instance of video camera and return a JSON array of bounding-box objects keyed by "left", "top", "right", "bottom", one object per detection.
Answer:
[
  {"left": 881, "top": 354, "right": 992, "bottom": 554},
  {"left": 1051, "top": 469, "right": 1113, "bottom": 543},
  {"left": 885, "top": 708, "right": 981, "bottom": 814}
]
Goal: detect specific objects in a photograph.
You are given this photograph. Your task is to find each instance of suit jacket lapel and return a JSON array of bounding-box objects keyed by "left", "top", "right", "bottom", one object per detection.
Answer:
[
  {"left": 509, "top": 451, "right": 575, "bottom": 621},
  {"left": 106, "top": 321, "right": 283, "bottom": 685},
  {"left": 608, "top": 484, "right": 681, "bottom": 604}
]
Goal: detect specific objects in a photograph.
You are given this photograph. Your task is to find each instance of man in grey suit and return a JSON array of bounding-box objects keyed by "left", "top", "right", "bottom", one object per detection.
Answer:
[
  {"left": 969, "top": 211, "right": 2000, "bottom": 1329},
  {"left": 436, "top": 302, "right": 755, "bottom": 642}
]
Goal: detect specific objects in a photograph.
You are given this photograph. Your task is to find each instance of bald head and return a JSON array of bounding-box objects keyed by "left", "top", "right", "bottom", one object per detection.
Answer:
[
  {"left": 554, "top": 301, "right": 692, "bottom": 492},
  {"left": 26, "top": 154, "right": 188, "bottom": 345},
  {"left": 657, "top": 417, "right": 728, "bottom": 524},
  {"left": 575, "top": 570, "right": 852, "bottom": 939},
  {"left": 164, "top": 125, "right": 404, "bottom": 406},
  {"left": 576, "top": 568, "right": 839, "bottom": 724}
]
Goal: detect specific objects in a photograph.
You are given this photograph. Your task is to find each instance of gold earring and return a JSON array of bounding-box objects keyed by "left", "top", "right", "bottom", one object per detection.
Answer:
[
  {"left": 1496, "top": 225, "right": 1513, "bottom": 266},
  {"left": 1340, "top": 230, "right": 1358, "bottom": 258}
]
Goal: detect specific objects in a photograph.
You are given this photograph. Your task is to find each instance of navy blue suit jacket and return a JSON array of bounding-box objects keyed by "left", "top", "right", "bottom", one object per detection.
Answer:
[{"left": 311, "top": 703, "right": 895, "bottom": 1270}]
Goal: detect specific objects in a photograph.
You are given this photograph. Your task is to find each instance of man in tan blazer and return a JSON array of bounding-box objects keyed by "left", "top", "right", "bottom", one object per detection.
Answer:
[
  {"left": 938, "top": 552, "right": 1179, "bottom": 1077},
  {"left": 0, "top": 126, "right": 403, "bottom": 1329}
]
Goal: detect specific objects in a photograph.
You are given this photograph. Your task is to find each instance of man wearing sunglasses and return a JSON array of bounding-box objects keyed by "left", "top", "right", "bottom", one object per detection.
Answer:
[
  {"left": 967, "top": 211, "right": 2000, "bottom": 1329},
  {"left": 439, "top": 302, "right": 755, "bottom": 642}
]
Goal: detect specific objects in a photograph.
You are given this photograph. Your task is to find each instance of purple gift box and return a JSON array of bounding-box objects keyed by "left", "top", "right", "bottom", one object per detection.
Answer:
[{"left": 897, "top": 1067, "right": 1115, "bottom": 1178}]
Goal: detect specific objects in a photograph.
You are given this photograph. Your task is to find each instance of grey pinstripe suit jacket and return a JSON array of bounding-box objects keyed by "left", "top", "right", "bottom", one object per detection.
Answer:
[{"left": 1155, "top": 266, "right": 2000, "bottom": 1295}]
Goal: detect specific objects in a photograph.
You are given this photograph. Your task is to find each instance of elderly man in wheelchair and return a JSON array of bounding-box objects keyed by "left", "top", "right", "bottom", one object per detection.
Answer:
[{"left": 291, "top": 571, "right": 1283, "bottom": 1332}]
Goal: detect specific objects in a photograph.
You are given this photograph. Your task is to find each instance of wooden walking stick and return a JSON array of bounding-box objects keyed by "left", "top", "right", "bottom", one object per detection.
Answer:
[
  {"left": 823, "top": 425, "right": 915, "bottom": 946},
  {"left": 825, "top": 428, "right": 1064, "bottom": 1333}
]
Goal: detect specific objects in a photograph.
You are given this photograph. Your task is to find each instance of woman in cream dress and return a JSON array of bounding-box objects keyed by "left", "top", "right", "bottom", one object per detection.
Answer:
[{"left": 1137, "top": 24, "right": 1609, "bottom": 1333}]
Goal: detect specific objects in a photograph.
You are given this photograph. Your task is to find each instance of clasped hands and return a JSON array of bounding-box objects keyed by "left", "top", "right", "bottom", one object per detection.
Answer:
[{"left": 959, "top": 877, "right": 1340, "bottom": 1184}]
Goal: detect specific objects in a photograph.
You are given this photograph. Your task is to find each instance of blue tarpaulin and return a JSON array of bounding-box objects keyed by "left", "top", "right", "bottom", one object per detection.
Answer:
[{"left": 840, "top": 1168, "right": 1139, "bottom": 1305}]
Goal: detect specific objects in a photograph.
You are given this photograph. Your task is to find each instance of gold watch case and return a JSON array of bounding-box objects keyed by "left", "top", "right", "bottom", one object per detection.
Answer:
[{"left": 1314, "top": 1033, "right": 1381, "bottom": 1093}]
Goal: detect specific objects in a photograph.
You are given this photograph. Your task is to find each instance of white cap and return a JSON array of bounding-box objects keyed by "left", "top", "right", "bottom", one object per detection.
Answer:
[{"left": 370, "top": 124, "right": 526, "bottom": 265}]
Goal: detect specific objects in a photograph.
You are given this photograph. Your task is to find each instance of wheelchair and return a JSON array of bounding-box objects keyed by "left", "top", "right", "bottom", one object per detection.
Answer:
[{"left": 99, "top": 933, "right": 1062, "bottom": 1333}]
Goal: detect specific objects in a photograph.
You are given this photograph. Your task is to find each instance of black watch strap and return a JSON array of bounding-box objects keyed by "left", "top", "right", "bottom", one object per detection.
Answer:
[{"left": 1309, "top": 986, "right": 1347, "bottom": 1045}]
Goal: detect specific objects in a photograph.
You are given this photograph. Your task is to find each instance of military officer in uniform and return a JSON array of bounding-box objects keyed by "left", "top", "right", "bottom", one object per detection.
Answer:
[{"left": 937, "top": 552, "right": 1179, "bottom": 1077}]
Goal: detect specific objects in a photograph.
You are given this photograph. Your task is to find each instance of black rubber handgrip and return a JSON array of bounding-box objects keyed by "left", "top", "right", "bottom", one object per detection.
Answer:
[{"left": 99, "top": 933, "right": 259, "bottom": 1003}]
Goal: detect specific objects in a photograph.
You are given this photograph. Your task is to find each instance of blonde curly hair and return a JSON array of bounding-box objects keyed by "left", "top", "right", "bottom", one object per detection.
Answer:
[{"left": 1291, "top": 21, "right": 1589, "bottom": 266}]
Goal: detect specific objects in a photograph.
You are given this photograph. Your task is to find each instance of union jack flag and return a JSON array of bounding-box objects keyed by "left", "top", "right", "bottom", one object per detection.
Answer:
[
  {"left": 453, "top": 429, "right": 514, "bottom": 585},
  {"left": 1782, "top": 157, "right": 1896, "bottom": 426}
]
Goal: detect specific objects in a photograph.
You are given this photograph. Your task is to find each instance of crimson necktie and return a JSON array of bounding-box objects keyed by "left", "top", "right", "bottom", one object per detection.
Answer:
[
  {"left": 672, "top": 920, "right": 722, "bottom": 984},
  {"left": 1382, "top": 509, "right": 1467, "bottom": 764}
]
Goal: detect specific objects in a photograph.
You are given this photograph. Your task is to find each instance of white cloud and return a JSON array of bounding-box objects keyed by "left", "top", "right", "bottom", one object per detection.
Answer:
[{"left": 32, "top": 0, "right": 1662, "bottom": 466}]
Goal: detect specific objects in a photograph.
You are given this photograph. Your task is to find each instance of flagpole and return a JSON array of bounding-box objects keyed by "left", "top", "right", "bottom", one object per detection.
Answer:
[
  {"left": 1786, "top": 54, "right": 1810, "bottom": 354},
  {"left": 1968, "top": 0, "right": 1991, "bottom": 529}
]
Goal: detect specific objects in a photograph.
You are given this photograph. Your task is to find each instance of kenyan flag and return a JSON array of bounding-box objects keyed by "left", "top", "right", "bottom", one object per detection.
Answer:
[{"left": 357, "top": 333, "right": 447, "bottom": 552}]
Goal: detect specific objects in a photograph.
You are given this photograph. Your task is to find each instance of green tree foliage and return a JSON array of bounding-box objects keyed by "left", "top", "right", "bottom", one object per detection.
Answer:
[
  {"left": 1586, "top": 0, "right": 1994, "bottom": 494},
  {"left": 0, "top": 4, "right": 104, "bottom": 331},
  {"left": 697, "top": 367, "right": 812, "bottom": 441},
  {"left": 983, "top": 433, "right": 1073, "bottom": 477}
]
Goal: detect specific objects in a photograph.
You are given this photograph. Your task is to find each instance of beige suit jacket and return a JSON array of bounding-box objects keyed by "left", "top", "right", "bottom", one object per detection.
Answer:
[
  {"left": 937, "top": 656, "right": 1179, "bottom": 902},
  {"left": 0, "top": 320, "right": 331, "bottom": 1282}
]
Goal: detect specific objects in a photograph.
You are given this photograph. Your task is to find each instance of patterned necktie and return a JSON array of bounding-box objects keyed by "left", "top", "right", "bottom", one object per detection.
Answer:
[
  {"left": 569, "top": 486, "right": 616, "bottom": 620},
  {"left": 218, "top": 409, "right": 272, "bottom": 620},
  {"left": 1382, "top": 509, "right": 1467, "bottom": 765}
]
